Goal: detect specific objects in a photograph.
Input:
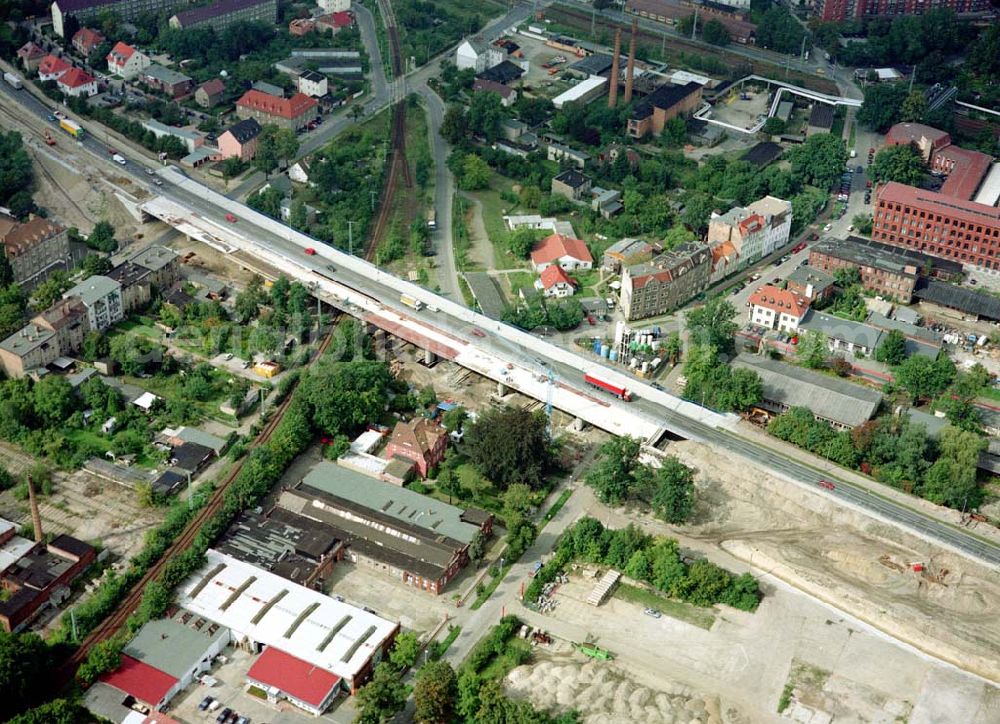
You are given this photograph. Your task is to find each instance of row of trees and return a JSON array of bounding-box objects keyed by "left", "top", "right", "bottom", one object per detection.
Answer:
[
  {"left": 0, "top": 131, "right": 35, "bottom": 218},
  {"left": 769, "top": 408, "right": 984, "bottom": 509},
  {"left": 586, "top": 438, "right": 697, "bottom": 524},
  {"left": 528, "top": 518, "right": 762, "bottom": 612}
]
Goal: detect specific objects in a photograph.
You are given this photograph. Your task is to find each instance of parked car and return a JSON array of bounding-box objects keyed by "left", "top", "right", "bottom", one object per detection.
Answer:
[
  {"left": 199, "top": 696, "right": 214, "bottom": 711},
  {"left": 856, "top": 165, "right": 863, "bottom": 174},
  {"left": 809, "top": 232, "right": 819, "bottom": 240},
  {"left": 217, "top": 709, "right": 232, "bottom": 723},
  {"left": 643, "top": 608, "right": 662, "bottom": 618}
]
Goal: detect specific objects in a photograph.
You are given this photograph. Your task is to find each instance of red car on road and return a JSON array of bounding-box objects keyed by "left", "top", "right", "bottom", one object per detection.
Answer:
[
  {"left": 225, "top": 213, "right": 237, "bottom": 223},
  {"left": 305, "top": 247, "right": 316, "bottom": 255},
  {"left": 471, "top": 328, "right": 485, "bottom": 337},
  {"left": 818, "top": 480, "right": 835, "bottom": 490},
  {"left": 792, "top": 242, "right": 806, "bottom": 253}
]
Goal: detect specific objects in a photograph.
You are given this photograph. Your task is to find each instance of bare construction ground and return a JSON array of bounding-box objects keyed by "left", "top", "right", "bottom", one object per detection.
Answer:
[
  {"left": 667, "top": 439, "right": 1000, "bottom": 683},
  {"left": 500, "top": 438, "right": 1000, "bottom": 723}
]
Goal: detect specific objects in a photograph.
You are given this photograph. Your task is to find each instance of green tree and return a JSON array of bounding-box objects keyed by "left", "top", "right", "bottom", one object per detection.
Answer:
[
  {"left": 507, "top": 228, "right": 541, "bottom": 258},
  {"left": 440, "top": 105, "right": 467, "bottom": 145},
  {"left": 703, "top": 19, "right": 730, "bottom": 46},
  {"left": 586, "top": 436, "right": 641, "bottom": 505},
  {"left": 796, "top": 330, "right": 827, "bottom": 369},
  {"left": 664, "top": 331, "right": 683, "bottom": 365},
  {"left": 459, "top": 154, "right": 491, "bottom": 190},
  {"left": 234, "top": 275, "right": 266, "bottom": 323},
  {"left": 787, "top": 133, "right": 848, "bottom": 189},
  {"left": 869, "top": 145, "right": 925, "bottom": 186},
  {"left": 31, "top": 271, "right": 72, "bottom": 310},
  {"left": 274, "top": 127, "right": 299, "bottom": 166},
  {"left": 467, "top": 91, "right": 506, "bottom": 142},
  {"left": 857, "top": 83, "right": 908, "bottom": 132},
  {"left": 300, "top": 359, "right": 393, "bottom": 436},
  {"left": 355, "top": 661, "right": 407, "bottom": 724},
  {"left": 895, "top": 354, "right": 956, "bottom": 403},
  {"left": 388, "top": 630, "right": 421, "bottom": 671},
  {"left": 762, "top": 116, "right": 786, "bottom": 135},
  {"left": 756, "top": 6, "right": 807, "bottom": 54},
  {"left": 648, "top": 457, "right": 696, "bottom": 524},
  {"left": 86, "top": 220, "right": 118, "bottom": 252},
  {"left": 253, "top": 126, "right": 280, "bottom": 176},
  {"left": 82, "top": 254, "right": 113, "bottom": 276},
  {"left": 0, "top": 631, "right": 53, "bottom": 720},
  {"left": 680, "top": 191, "right": 715, "bottom": 236},
  {"left": 32, "top": 376, "right": 76, "bottom": 428},
  {"left": 875, "top": 329, "right": 908, "bottom": 365},
  {"left": 686, "top": 297, "right": 738, "bottom": 353},
  {"left": 414, "top": 660, "right": 458, "bottom": 724},
  {"left": 899, "top": 91, "right": 928, "bottom": 123},
  {"left": 0, "top": 131, "right": 34, "bottom": 212},
  {"left": 442, "top": 406, "right": 467, "bottom": 433},
  {"left": 7, "top": 699, "right": 91, "bottom": 724},
  {"left": 464, "top": 406, "right": 550, "bottom": 490},
  {"left": 660, "top": 116, "right": 687, "bottom": 147}
]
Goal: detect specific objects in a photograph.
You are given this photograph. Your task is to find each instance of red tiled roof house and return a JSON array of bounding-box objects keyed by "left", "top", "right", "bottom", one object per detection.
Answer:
[
  {"left": 530, "top": 233, "right": 593, "bottom": 272},
  {"left": 37, "top": 54, "right": 71, "bottom": 82},
  {"left": 535, "top": 264, "right": 576, "bottom": 298},
  {"left": 384, "top": 418, "right": 448, "bottom": 478},
  {"left": 71, "top": 27, "right": 104, "bottom": 56},
  {"left": 748, "top": 285, "right": 811, "bottom": 333},
  {"left": 57, "top": 67, "right": 97, "bottom": 97},
  {"left": 235, "top": 89, "right": 318, "bottom": 131},
  {"left": 106, "top": 41, "right": 150, "bottom": 79}
]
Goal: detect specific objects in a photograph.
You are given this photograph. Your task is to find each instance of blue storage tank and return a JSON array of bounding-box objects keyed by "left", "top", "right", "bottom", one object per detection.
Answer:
[
  {"left": 601, "top": 345, "right": 610, "bottom": 358},
  {"left": 593, "top": 339, "right": 602, "bottom": 354},
  {"left": 609, "top": 350, "right": 619, "bottom": 362}
]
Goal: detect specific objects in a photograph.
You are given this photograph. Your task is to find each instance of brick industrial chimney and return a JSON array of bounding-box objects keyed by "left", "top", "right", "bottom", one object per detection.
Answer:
[
  {"left": 624, "top": 19, "right": 638, "bottom": 103},
  {"left": 27, "top": 475, "right": 43, "bottom": 543},
  {"left": 608, "top": 29, "right": 622, "bottom": 108}
]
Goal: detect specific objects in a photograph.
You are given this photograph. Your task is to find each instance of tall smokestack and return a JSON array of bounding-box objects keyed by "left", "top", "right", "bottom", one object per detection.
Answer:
[
  {"left": 27, "top": 475, "right": 43, "bottom": 543},
  {"left": 608, "top": 29, "right": 622, "bottom": 108},
  {"left": 624, "top": 19, "right": 637, "bottom": 103}
]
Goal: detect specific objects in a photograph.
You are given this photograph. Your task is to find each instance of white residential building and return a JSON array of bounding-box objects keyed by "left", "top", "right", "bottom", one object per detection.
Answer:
[
  {"left": 747, "top": 285, "right": 811, "bottom": 333},
  {"left": 707, "top": 195, "right": 792, "bottom": 266},
  {"left": 317, "top": 0, "right": 350, "bottom": 11},
  {"left": 106, "top": 41, "right": 150, "bottom": 79},
  {"left": 297, "top": 70, "right": 328, "bottom": 98},
  {"left": 455, "top": 37, "right": 502, "bottom": 73},
  {"left": 63, "top": 275, "right": 124, "bottom": 331}
]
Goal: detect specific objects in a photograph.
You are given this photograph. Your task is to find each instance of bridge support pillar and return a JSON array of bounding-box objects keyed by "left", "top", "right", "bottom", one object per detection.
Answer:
[
  {"left": 423, "top": 348, "right": 436, "bottom": 365},
  {"left": 570, "top": 418, "right": 586, "bottom": 432},
  {"left": 496, "top": 381, "right": 508, "bottom": 397}
]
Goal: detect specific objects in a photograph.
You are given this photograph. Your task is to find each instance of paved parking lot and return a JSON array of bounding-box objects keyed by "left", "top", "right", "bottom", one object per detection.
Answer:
[{"left": 168, "top": 645, "right": 359, "bottom": 724}]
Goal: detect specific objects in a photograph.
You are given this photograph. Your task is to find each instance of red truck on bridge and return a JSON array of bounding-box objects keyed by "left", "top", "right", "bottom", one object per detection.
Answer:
[{"left": 584, "top": 373, "right": 632, "bottom": 401}]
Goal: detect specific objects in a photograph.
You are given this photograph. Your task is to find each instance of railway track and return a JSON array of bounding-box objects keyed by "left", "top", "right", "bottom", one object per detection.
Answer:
[
  {"left": 365, "top": 0, "right": 411, "bottom": 261},
  {"left": 57, "top": 327, "right": 337, "bottom": 687}
]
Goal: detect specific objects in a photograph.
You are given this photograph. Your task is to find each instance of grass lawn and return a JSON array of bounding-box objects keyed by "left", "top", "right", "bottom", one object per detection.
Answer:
[
  {"left": 504, "top": 271, "right": 535, "bottom": 298},
  {"left": 476, "top": 179, "right": 523, "bottom": 270},
  {"left": 118, "top": 317, "right": 164, "bottom": 341},
  {"left": 570, "top": 268, "right": 602, "bottom": 294},
  {"left": 123, "top": 371, "right": 238, "bottom": 426},
  {"left": 615, "top": 583, "right": 716, "bottom": 630}
]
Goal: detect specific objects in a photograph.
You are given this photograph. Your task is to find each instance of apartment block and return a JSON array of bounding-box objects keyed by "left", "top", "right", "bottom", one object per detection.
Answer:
[
  {"left": 53, "top": 0, "right": 186, "bottom": 37},
  {"left": 707, "top": 196, "right": 792, "bottom": 266},
  {"left": 872, "top": 182, "right": 1000, "bottom": 271},
  {"left": 1, "top": 216, "right": 71, "bottom": 287},
  {"left": 816, "top": 0, "right": 989, "bottom": 22},
  {"left": 168, "top": 0, "right": 278, "bottom": 31},
  {"left": 621, "top": 242, "right": 711, "bottom": 321}
]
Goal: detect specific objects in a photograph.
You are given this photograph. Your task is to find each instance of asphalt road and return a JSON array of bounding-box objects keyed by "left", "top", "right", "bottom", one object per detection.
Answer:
[{"left": 4, "top": 22, "right": 1000, "bottom": 573}]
